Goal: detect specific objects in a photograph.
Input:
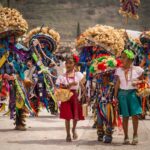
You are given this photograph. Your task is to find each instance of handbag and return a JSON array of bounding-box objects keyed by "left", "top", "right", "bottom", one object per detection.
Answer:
[{"left": 54, "top": 88, "right": 73, "bottom": 102}]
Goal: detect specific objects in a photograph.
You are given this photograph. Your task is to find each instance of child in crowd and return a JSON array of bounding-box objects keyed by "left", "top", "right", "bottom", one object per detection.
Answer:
[
  {"left": 96, "top": 72, "right": 115, "bottom": 143},
  {"left": 114, "top": 49, "right": 144, "bottom": 145},
  {"left": 56, "top": 55, "right": 84, "bottom": 142}
]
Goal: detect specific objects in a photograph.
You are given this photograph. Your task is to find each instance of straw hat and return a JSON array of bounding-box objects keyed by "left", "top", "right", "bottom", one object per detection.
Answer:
[
  {"left": 24, "top": 27, "right": 60, "bottom": 52},
  {"left": 0, "top": 7, "right": 28, "bottom": 38},
  {"left": 76, "top": 25, "right": 126, "bottom": 57}
]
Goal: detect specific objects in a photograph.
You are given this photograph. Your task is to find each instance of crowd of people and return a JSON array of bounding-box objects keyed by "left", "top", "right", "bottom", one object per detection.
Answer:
[{"left": 0, "top": 6, "right": 150, "bottom": 146}]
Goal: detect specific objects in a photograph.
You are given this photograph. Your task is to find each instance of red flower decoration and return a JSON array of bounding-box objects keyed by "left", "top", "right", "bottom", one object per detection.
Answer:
[
  {"left": 116, "top": 59, "right": 122, "bottom": 67},
  {"left": 73, "top": 54, "right": 79, "bottom": 63},
  {"left": 97, "top": 62, "right": 107, "bottom": 71}
]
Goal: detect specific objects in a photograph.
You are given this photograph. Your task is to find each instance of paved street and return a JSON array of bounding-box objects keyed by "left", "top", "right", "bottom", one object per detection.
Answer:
[{"left": 0, "top": 111, "right": 150, "bottom": 150}]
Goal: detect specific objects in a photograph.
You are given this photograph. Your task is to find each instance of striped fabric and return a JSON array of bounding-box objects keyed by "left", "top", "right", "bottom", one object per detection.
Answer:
[{"left": 0, "top": 62, "right": 14, "bottom": 75}]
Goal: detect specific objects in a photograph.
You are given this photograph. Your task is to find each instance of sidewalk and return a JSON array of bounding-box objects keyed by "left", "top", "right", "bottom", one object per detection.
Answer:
[{"left": 0, "top": 111, "right": 150, "bottom": 150}]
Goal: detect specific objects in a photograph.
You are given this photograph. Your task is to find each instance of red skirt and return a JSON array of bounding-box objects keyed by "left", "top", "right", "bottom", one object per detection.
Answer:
[{"left": 60, "top": 90, "right": 84, "bottom": 120}]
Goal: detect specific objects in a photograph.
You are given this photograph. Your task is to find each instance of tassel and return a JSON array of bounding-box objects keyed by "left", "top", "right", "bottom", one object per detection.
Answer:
[
  {"left": 112, "top": 109, "right": 117, "bottom": 127},
  {"left": 9, "top": 83, "right": 16, "bottom": 119},
  {"left": 43, "top": 74, "right": 57, "bottom": 110},
  {"left": 110, "top": 104, "right": 114, "bottom": 124},
  {"left": 48, "top": 97, "right": 57, "bottom": 114},
  {"left": 0, "top": 103, "right": 6, "bottom": 112},
  {"left": 15, "top": 78, "right": 25, "bottom": 109},
  {"left": 106, "top": 103, "right": 111, "bottom": 123},
  {"left": 29, "top": 96, "right": 40, "bottom": 116},
  {"left": 0, "top": 51, "right": 9, "bottom": 68},
  {"left": 15, "top": 77, "right": 33, "bottom": 112},
  {"left": 102, "top": 103, "right": 106, "bottom": 119},
  {"left": 98, "top": 103, "right": 107, "bottom": 123},
  {"left": 42, "top": 98, "right": 50, "bottom": 112},
  {"left": 15, "top": 88, "right": 24, "bottom": 109}
]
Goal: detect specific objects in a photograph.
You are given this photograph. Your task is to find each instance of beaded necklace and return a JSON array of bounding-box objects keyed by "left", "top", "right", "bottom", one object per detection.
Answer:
[
  {"left": 123, "top": 66, "right": 133, "bottom": 85},
  {"left": 66, "top": 70, "right": 75, "bottom": 85}
]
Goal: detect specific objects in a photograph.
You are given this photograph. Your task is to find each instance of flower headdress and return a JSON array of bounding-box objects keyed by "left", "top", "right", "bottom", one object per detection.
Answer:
[
  {"left": 66, "top": 54, "right": 79, "bottom": 64},
  {"left": 89, "top": 54, "right": 121, "bottom": 75}
]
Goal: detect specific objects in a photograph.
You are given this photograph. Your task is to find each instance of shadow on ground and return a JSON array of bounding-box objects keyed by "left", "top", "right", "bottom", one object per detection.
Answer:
[
  {"left": 0, "top": 126, "right": 93, "bottom": 132},
  {"left": 8, "top": 139, "right": 123, "bottom": 147}
]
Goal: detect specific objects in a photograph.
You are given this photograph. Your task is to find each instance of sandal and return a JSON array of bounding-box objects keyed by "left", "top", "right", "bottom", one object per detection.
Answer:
[
  {"left": 132, "top": 136, "right": 138, "bottom": 145},
  {"left": 72, "top": 129, "right": 78, "bottom": 140},
  {"left": 123, "top": 138, "right": 130, "bottom": 145},
  {"left": 66, "top": 135, "right": 72, "bottom": 142}
]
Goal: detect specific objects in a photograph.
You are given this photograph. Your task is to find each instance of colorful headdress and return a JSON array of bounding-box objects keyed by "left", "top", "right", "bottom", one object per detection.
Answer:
[
  {"left": 66, "top": 54, "right": 79, "bottom": 64},
  {"left": 76, "top": 25, "right": 126, "bottom": 57},
  {"left": 25, "top": 27, "right": 60, "bottom": 52},
  {"left": 89, "top": 54, "right": 121, "bottom": 75},
  {"left": 0, "top": 7, "right": 28, "bottom": 39}
]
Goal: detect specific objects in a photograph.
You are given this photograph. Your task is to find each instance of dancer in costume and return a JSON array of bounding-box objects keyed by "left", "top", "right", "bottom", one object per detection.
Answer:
[
  {"left": 24, "top": 27, "right": 60, "bottom": 115},
  {"left": 89, "top": 55, "right": 121, "bottom": 143},
  {"left": 56, "top": 55, "right": 84, "bottom": 142},
  {"left": 114, "top": 49, "right": 143, "bottom": 145},
  {"left": 76, "top": 25, "right": 126, "bottom": 128},
  {"left": 0, "top": 7, "right": 31, "bottom": 130}
]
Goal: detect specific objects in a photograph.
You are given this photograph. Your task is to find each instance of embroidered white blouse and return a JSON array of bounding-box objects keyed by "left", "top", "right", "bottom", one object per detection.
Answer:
[
  {"left": 115, "top": 66, "right": 144, "bottom": 90},
  {"left": 56, "top": 72, "right": 84, "bottom": 90}
]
